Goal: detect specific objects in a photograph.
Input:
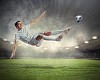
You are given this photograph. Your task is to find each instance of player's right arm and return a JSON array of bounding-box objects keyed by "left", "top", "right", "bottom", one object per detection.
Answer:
[
  {"left": 10, "top": 39, "right": 18, "bottom": 59},
  {"left": 12, "top": 39, "right": 17, "bottom": 54}
]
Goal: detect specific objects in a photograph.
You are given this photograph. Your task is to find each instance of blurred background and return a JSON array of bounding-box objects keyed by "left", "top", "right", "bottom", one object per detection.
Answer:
[{"left": 0, "top": 0, "right": 100, "bottom": 59}]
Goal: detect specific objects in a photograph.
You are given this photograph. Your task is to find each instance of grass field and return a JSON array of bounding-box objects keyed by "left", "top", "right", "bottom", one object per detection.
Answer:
[{"left": 0, "top": 58, "right": 100, "bottom": 80}]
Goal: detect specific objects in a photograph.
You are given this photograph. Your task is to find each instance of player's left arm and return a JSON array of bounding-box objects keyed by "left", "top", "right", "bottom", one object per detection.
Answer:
[{"left": 30, "top": 11, "right": 46, "bottom": 27}]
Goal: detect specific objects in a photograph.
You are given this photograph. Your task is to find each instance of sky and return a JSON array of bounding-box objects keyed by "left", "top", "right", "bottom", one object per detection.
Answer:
[{"left": 0, "top": 0, "right": 100, "bottom": 47}]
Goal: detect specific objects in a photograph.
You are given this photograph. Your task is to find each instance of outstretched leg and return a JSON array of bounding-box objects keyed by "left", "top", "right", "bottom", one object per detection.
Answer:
[
  {"left": 29, "top": 27, "right": 71, "bottom": 47},
  {"left": 43, "top": 27, "right": 71, "bottom": 36},
  {"left": 29, "top": 34, "right": 63, "bottom": 47},
  {"left": 42, "top": 34, "right": 63, "bottom": 41}
]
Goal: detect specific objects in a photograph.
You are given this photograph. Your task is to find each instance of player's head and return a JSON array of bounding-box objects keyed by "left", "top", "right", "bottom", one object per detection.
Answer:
[{"left": 15, "top": 21, "right": 23, "bottom": 30}]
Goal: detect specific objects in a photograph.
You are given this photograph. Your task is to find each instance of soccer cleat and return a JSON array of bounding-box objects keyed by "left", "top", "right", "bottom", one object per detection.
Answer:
[
  {"left": 64, "top": 27, "right": 71, "bottom": 34},
  {"left": 56, "top": 35, "right": 63, "bottom": 41}
]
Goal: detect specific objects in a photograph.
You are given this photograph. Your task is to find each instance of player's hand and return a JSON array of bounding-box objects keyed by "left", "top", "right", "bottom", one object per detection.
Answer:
[{"left": 10, "top": 53, "right": 15, "bottom": 59}]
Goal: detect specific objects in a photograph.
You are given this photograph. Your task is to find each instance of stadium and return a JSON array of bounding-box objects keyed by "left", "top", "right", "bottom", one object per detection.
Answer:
[
  {"left": 0, "top": 36, "right": 100, "bottom": 59},
  {"left": 0, "top": 0, "right": 100, "bottom": 80}
]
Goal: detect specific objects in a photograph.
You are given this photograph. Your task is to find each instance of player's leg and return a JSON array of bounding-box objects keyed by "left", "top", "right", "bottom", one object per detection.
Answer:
[
  {"left": 36, "top": 39, "right": 43, "bottom": 47},
  {"left": 43, "top": 30, "right": 64, "bottom": 36},
  {"left": 35, "top": 34, "right": 63, "bottom": 45},
  {"left": 34, "top": 33, "right": 63, "bottom": 41},
  {"left": 29, "top": 35, "right": 43, "bottom": 47},
  {"left": 42, "top": 34, "right": 63, "bottom": 41},
  {"left": 34, "top": 35, "right": 63, "bottom": 47},
  {"left": 35, "top": 35, "right": 43, "bottom": 47},
  {"left": 43, "top": 27, "right": 71, "bottom": 36},
  {"left": 29, "top": 34, "right": 63, "bottom": 47}
]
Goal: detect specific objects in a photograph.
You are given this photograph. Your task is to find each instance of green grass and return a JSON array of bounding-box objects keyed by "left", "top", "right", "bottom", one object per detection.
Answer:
[{"left": 0, "top": 58, "right": 100, "bottom": 80}]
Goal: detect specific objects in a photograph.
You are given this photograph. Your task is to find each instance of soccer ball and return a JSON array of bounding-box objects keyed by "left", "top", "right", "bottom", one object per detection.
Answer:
[{"left": 75, "top": 15, "right": 83, "bottom": 23}]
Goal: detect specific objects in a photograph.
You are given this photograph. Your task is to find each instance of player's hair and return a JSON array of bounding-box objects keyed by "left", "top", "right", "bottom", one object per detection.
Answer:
[{"left": 15, "top": 21, "right": 21, "bottom": 27}]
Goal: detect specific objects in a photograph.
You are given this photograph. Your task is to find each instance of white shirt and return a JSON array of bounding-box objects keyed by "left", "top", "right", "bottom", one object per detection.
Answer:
[{"left": 15, "top": 24, "right": 34, "bottom": 43}]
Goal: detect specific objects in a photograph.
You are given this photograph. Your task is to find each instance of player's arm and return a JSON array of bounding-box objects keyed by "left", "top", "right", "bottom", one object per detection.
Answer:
[
  {"left": 10, "top": 39, "right": 18, "bottom": 59},
  {"left": 30, "top": 11, "right": 46, "bottom": 27}
]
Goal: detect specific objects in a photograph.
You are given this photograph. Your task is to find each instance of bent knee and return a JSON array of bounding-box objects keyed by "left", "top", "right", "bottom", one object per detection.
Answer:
[
  {"left": 43, "top": 32, "right": 51, "bottom": 36},
  {"left": 36, "top": 35, "right": 43, "bottom": 40}
]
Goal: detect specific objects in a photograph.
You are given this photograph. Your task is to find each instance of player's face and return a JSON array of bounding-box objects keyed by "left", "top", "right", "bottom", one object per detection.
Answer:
[{"left": 17, "top": 21, "right": 23, "bottom": 30}]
